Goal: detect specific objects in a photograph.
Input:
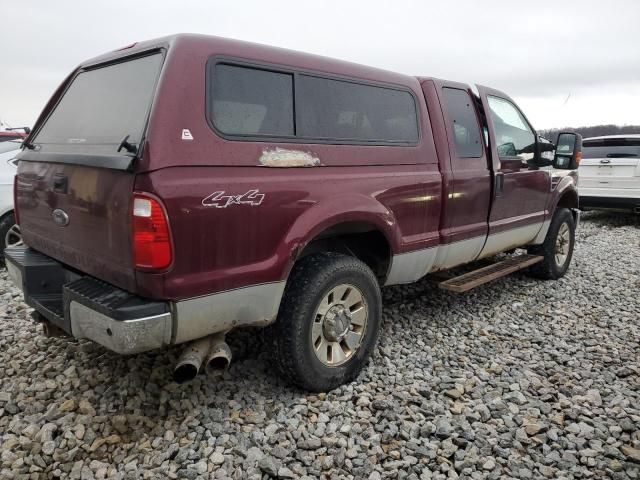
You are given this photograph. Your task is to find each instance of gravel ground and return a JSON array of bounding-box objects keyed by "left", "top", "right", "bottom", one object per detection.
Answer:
[{"left": 1, "top": 211, "right": 639, "bottom": 480}]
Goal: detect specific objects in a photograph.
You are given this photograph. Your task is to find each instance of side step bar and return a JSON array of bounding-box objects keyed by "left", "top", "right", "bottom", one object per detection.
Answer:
[{"left": 439, "top": 254, "right": 543, "bottom": 293}]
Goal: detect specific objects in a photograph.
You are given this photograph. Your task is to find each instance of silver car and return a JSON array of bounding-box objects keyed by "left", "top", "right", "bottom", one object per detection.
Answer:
[{"left": 0, "top": 139, "right": 23, "bottom": 258}]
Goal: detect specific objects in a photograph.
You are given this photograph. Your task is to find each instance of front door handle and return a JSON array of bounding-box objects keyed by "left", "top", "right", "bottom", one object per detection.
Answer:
[{"left": 495, "top": 172, "right": 504, "bottom": 197}]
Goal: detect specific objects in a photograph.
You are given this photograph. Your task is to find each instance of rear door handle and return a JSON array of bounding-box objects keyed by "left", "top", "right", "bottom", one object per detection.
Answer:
[{"left": 494, "top": 172, "right": 504, "bottom": 197}]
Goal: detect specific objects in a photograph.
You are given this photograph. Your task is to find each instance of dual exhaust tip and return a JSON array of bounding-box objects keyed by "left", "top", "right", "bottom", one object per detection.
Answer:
[{"left": 173, "top": 333, "right": 232, "bottom": 384}]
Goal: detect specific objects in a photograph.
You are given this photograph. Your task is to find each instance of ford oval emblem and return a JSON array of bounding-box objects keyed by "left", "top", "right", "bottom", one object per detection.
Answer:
[{"left": 52, "top": 208, "right": 70, "bottom": 227}]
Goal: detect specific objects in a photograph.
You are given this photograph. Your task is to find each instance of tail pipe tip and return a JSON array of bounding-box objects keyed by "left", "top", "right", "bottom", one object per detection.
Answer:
[
  {"left": 173, "top": 336, "right": 211, "bottom": 384},
  {"left": 173, "top": 334, "right": 232, "bottom": 384},
  {"left": 205, "top": 339, "right": 232, "bottom": 377}
]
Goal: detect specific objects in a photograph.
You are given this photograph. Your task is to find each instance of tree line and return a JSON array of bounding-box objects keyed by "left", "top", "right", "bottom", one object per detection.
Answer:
[{"left": 538, "top": 125, "right": 640, "bottom": 143}]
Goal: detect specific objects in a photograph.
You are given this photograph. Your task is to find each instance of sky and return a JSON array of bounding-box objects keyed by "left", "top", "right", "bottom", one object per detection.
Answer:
[{"left": 1, "top": 0, "right": 639, "bottom": 130}]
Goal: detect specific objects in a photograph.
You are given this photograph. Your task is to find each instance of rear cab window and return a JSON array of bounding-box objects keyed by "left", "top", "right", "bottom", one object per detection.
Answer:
[
  {"left": 30, "top": 52, "right": 164, "bottom": 162},
  {"left": 441, "top": 88, "right": 483, "bottom": 158},
  {"left": 207, "top": 61, "right": 419, "bottom": 145}
]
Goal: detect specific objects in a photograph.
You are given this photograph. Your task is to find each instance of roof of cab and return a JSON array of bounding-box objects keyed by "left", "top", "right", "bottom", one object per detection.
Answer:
[{"left": 82, "top": 33, "right": 422, "bottom": 91}]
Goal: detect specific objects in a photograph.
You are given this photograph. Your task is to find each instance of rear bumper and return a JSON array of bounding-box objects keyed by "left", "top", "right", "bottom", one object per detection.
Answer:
[
  {"left": 580, "top": 195, "right": 640, "bottom": 211},
  {"left": 5, "top": 247, "right": 172, "bottom": 354},
  {"left": 4, "top": 246, "right": 286, "bottom": 354}
]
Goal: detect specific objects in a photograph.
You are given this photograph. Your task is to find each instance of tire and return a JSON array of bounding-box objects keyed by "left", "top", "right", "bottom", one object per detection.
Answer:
[
  {"left": 527, "top": 208, "right": 575, "bottom": 280},
  {"left": 265, "top": 253, "right": 382, "bottom": 392},
  {"left": 0, "top": 212, "right": 20, "bottom": 263}
]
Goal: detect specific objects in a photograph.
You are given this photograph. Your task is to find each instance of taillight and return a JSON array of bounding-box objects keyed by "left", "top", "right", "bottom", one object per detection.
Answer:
[
  {"left": 132, "top": 193, "right": 172, "bottom": 270},
  {"left": 575, "top": 151, "right": 582, "bottom": 166}
]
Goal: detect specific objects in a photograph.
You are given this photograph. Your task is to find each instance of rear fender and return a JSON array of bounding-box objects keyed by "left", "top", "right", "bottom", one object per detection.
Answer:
[{"left": 280, "top": 193, "right": 400, "bottom": 277}]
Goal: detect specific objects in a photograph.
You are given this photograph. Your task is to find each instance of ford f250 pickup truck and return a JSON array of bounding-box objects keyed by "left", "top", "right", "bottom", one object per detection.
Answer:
[{"left": 5, "top": 34, "right": 581, "bottom": 391}]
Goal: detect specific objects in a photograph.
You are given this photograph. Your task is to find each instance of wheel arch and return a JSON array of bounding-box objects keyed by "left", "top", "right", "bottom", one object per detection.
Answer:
[
  {"left": 554, "top": 183, "right": 580, "bottom": 222},
  {"left": 281, "top": 195, "right": 400, "bottom": 284}
]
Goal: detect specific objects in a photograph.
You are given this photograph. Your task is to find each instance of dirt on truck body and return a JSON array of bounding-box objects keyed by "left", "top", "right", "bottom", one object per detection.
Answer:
[{"left": 6, "top": 34, "right": 581, "bottom": 391}]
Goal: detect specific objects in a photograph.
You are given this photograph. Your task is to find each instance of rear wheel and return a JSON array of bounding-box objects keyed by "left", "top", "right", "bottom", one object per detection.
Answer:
[
  {"left": 527, "top": 208, "right": 575, "bottom": 279},
  {"left": 0, "top": 213, "right": 22, "bottom": 263},
  {"left": 266, "top": 253, "right": 382, "bottom": 392}
]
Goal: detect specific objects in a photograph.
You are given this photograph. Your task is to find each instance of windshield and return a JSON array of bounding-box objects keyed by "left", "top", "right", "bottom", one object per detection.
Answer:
[
  {"left": 32, "top": 52, "right": 163, "bottom": 154},
  {"left": 583, "top": 138, "right": 640, "bottom": 159}
]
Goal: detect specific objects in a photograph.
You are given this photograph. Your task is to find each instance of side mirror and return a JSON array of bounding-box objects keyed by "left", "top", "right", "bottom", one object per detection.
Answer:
[
  {"left": 529, "top": 135, "right": 554, "bottom": 169},
  {"left": 553, "top": 132, "right": 582, "bottom": 169}
]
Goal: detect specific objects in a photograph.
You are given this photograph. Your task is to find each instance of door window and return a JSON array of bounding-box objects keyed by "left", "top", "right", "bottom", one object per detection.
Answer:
[
  {"left": 487, "top": 96, "right": 536, "bottom": 161},
  {"left": 441, "top": 88, "right": 483, "bottom": 158}
]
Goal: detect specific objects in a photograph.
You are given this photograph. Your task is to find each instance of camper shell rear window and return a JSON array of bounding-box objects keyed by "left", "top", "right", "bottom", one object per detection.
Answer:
[{"left": 31, "top": 52, "right": 164, "bottom": 156}]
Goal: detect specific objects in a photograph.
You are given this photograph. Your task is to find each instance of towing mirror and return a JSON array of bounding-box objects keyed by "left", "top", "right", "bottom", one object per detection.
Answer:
[
  {"left": 554, "top": 132, "right": 582, "bottom": 169},
  {"left": 530, "top": 135, "right": 555, "bottom": 168}
]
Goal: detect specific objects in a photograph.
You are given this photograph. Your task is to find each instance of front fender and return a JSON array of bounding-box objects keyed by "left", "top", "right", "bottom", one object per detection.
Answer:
[
  {"left": 550, "top": 172, "right": 579, "bottom": 212},
  {"left": 532, "top": 172, "right": 578, "bottom": 245}
]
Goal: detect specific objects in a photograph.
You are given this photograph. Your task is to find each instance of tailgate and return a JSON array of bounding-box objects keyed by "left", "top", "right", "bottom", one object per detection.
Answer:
[
  {"left": 13, "top": 51, "right": 165, "bottom": 292},
  {"left": 579, "top": 138, "right": 640, "bottom": 190},
  {"left": 579, "top": 158, "right": 640, "bottom": 189},
  {"left": 16, "top": 161, "right": 136, "bottom": 291}
]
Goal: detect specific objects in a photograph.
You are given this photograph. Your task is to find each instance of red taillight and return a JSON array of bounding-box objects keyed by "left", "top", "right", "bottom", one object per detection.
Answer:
[{"left": 132, "top": 194, "right": 172, "bottom": 270}]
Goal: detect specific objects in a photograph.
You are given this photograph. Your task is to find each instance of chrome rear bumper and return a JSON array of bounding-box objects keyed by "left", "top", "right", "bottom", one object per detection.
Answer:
[
  {"left": 5, "top": 246, "right": 285, "bottom": 355},
  {"left": 5, "top": 246, "right": 171, "bottom": 354}
]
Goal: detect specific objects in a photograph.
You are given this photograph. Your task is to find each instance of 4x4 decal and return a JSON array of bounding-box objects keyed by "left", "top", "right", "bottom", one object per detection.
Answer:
[{"left": 202, "top": 189, "right": 265, "bottom": 208}]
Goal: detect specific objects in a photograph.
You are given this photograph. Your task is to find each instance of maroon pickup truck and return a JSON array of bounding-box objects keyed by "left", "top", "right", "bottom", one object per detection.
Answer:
[{"left": 5, "top": 34, "right": 581, "bottom": 391}]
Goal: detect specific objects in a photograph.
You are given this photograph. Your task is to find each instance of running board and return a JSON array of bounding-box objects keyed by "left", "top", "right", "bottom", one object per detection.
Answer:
[{"left": 438, "top": 254, "right": 543, "bottom": 293}]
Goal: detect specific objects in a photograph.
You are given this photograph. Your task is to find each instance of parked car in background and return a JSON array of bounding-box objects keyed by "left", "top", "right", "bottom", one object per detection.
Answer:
[
  {"left": 579, "top": 135, "right": 640, "bottom": 213},
  {"left": 0, "top": 131, "right": 27, "bottom": 142},
  {"left": 5, "top": 34, "right": 581, "bottom": 391},
  {"left": 0, "top": 139, "right": 22, "bottom": 259}
]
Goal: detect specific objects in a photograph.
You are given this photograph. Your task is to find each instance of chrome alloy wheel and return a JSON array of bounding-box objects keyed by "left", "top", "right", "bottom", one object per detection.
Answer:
[
  {"left": 311, "top": 284, "right": 368, "bottom": 367},
  {"left": 555, "top": 222, "right": 570, "bottom": 267},
  {"left": 5, "top": 224, "right": 23, "bottom": 248}
]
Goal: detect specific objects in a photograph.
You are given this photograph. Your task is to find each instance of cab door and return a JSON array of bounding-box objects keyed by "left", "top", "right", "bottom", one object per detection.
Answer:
[
  {"left": 424, "top": 79, "right": 491, "bottom": 270},
  {"left": 476, "top": 85, "right": 550, "bottom": 258}
]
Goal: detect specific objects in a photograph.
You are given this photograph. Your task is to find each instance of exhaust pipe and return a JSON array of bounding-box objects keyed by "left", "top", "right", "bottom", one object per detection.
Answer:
[
  {"left": 33, "top": 312, "right": 68, "bottom": 338},
  {"left": 173, "top": 333, "right": 232, "bottom": 383},
  {"left": 173, "top": 336, "right": 212, "bottom": 384},
  {"left": 204, "top": 334, "right": 232, "bottom": 377},
  {"left": 634, "top": 205, "right": 640, "bottom": 214}
]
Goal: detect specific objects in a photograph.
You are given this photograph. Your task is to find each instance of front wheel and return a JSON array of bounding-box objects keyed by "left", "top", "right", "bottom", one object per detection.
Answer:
[
  {"left": 527, "top": 208, "right": 576, "bottom": 279},
  {"left": 266, "top": 253, "right": 382, "bottom": 392}
]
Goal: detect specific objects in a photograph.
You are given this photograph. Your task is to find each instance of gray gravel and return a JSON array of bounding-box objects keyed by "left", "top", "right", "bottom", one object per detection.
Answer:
[{"left": 1, "top": 211, "right": 639, "bottom": 480}]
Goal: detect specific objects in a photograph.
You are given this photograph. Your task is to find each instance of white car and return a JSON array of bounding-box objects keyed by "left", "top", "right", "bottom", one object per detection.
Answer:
[
  {"left": 579, "top": 134, "right": 640, "bottom": 213},
  {"left": 0, "top": 139, "right": 22, "bottom": 258}
]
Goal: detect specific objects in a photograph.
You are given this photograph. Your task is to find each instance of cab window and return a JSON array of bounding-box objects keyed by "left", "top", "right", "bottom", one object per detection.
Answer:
[
  {"left": 442, "top": 88, "right": 482, "bottom": 158},
  {"left": 487, "top": 96, "right": 536, "bottom": 161}
]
